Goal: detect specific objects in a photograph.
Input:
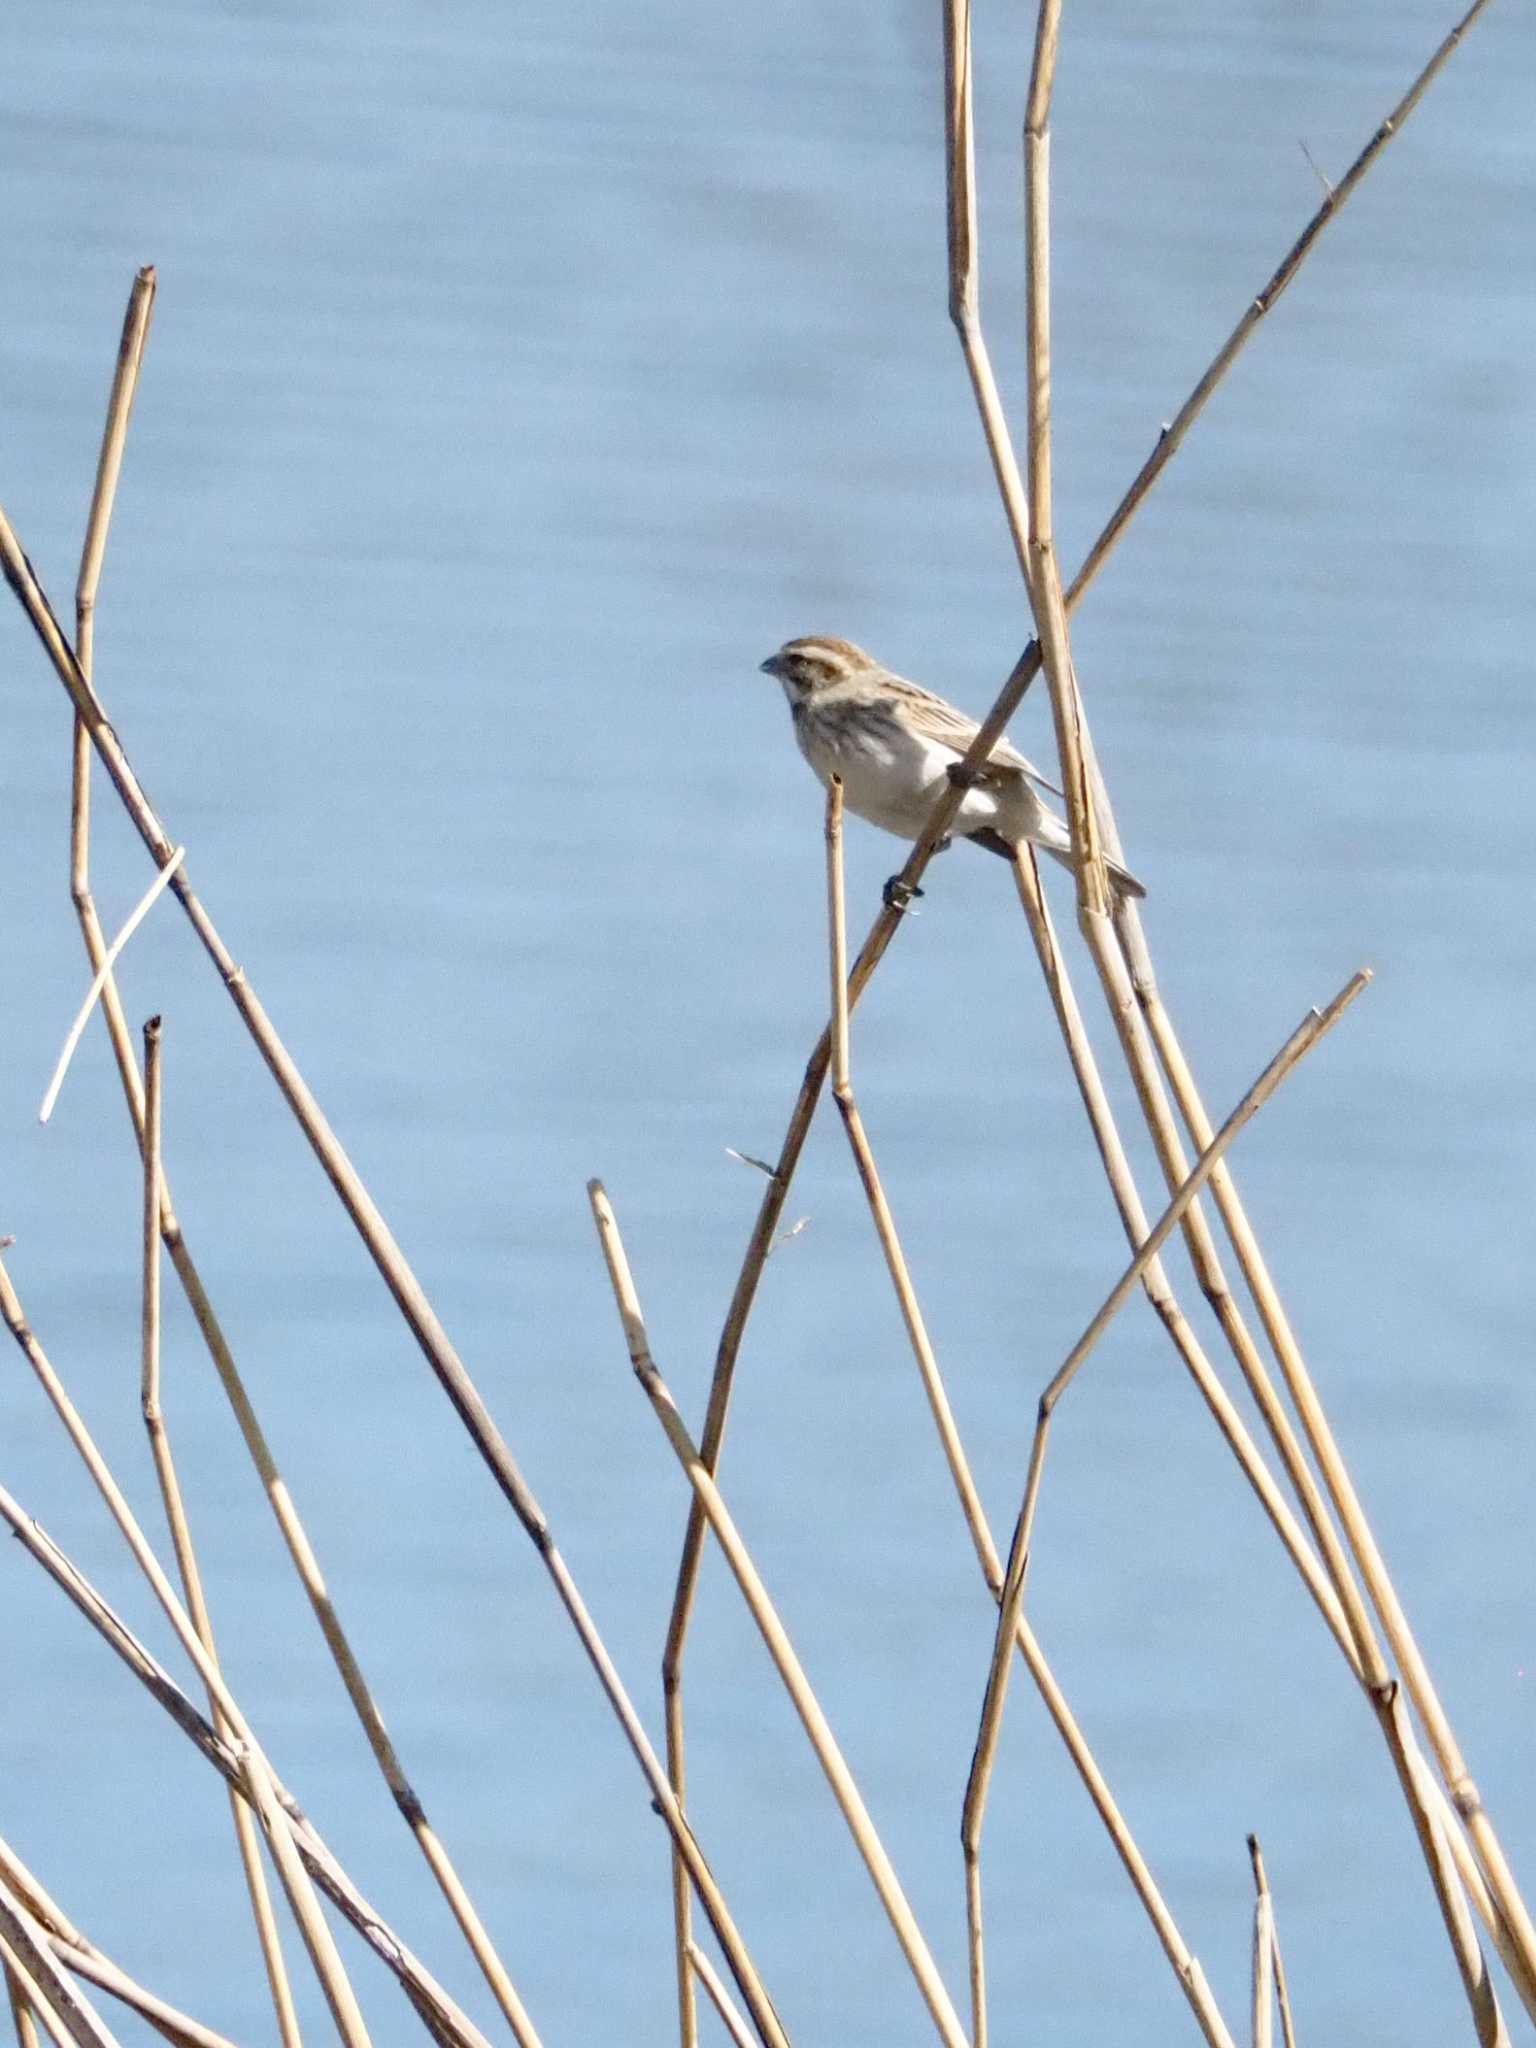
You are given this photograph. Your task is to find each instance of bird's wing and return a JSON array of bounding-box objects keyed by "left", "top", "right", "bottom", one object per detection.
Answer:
[{"left": 898, "top": 689, "right": 1064, "bottom": 797}]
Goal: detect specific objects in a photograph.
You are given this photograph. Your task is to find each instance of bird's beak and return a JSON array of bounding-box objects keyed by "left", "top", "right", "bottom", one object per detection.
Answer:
[{"left": 758, "top": 654, "right": 781, "bottom": 678}]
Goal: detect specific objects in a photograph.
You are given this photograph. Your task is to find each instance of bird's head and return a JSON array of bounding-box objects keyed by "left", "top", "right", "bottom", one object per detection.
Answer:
[{"left": 758, "top": 636, "right": 872, "bottom": 707}]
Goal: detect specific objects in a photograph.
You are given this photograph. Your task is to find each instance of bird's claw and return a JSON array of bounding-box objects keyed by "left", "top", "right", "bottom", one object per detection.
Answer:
[
  {"left": 883, "top": 875, "right": 924, "bottom": 912},
  {"left": 946, "top": 762, "right": 982, "bottom": 790}
]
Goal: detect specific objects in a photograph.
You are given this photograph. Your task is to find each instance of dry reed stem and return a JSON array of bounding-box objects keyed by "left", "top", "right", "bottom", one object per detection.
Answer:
[
  {"left": 3, "top": 1966, "right": 39, "bottom": 2048},
  {"left": 235, "top": 1745, "right": 375, "bottom": 2048},
  {"left": 824, "top": 794, "right": 1234, "bottom": 2044},
  {"left": 0, "top": 1833, "right": 234, "bottom": 2048},
  {"left": 37, "top": 847, "right": 184, "bottom": 1123},
  {"left": 75, "top": 265, "right": 155, "bottom": 682},
  {"left": 687, "top": 1945, "right": 756, "bottom": 2048},
  {"left": 824, "top": 779, "right": 850, "bottom": 1091},
  {"left": 0, "top": 1487, "right": 495, "bottom": 2048},
  {"left": 44, "top": 1946, "right": 234, "bottom": 2048},
  {"left": 1137, "top": 982, "right": 1536, "bottom": 2007},
  {"left": 1250, "top": 1891, "right": 1273, "bottom": 2048},
  {"left": 0, "top": 512, "right": 786, "bottom": 2048},
  {"left": 1378, "top": 1694, "right": 1508, "bottom": 2046},
  {"left": 63, "top": 277, "right": 536, "bottom": 2045},
  {"left": 138, "top": 1051, "right": 542, "bottom": 2043},
  {"left": 1012, "top": 755, "right": 1522, "bottom": 2023},
  {"left": 1004, "top": 14, "right": 1529, "bottom": 1976},
  {"left": 1066, "top": 799, "right": 1515, "bottom": 2028},
  {"left": 0, "top": 1887, "right": 115, "bottom": 2048},
  {"left": 1023, "top": 0, "right": 1106, "bottom": 915},
  {"left": 0, "top": 1257, "right": 372, "bottom": 2048},
  {"left": 942, "top": 0, "right": 1033, "bottom": 586},
  {"left": 589, "top": 1182, "right": 969, "bottom": 2048},
  {"left": 1246, "top": 1839, "right": 1297, "bottom": 2048},
  {"left": 1010, "top": 0, "right": 1407, "bottom": 1805},
  {"left": 964, "top": 972, "right": 1368, "bottom": 1952},
  {"left": 648, "top": 0, "right": 1475, "bottom": 1951},
  {"left": 821, "top": 790, "right": 1240, "bottom": 2048},
  {"left": 1054, "top": 880, "right": 1536, "bottom": 2029},
  {"left": 64, "top": 268, "right": 302, "bottom": 2046},
  {"left": 136, "top": 1020, "right": 305, "bottom": 2048},
  {"left": 1009, "top": 851, "right": 1357, "bottom": 1648},
  {"left": 0, "top": 1949, "right": 75, "bottom": 2048}
]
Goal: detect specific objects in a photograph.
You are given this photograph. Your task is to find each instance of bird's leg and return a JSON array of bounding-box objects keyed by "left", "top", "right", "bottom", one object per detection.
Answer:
[
  {"left": 946, "top": 761, "right": 983, "bottom": 790},
  {"left": 883, "top": 874, "right": 924, "bottom": 912}
]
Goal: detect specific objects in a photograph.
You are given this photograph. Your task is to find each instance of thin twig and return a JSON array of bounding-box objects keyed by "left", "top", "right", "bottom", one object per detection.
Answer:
[
  {"left": 590, "top": 1184, "right": 969, "bottom": 2048},
  {"left": 1058, "top": 0, "right": 1496, "bottom": 623}
]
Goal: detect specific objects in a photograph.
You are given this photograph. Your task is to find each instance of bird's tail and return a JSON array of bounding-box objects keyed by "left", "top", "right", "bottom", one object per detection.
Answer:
[{"left": 967, "top": 825, "right": 1147, "bottom": 902}]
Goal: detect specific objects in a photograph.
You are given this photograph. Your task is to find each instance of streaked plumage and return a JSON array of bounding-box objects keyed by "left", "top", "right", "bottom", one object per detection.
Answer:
[{"left": 758, "top": 635, "right": 1145, "bottom": 900}]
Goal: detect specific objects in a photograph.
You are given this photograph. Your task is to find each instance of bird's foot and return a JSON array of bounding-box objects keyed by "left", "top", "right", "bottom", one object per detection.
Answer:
[
  {"left": 946, "top": 761, "right": 982, "bottom": 791},
  {"left": 883, "top": 874, "right": 924, "bottom": 913}
]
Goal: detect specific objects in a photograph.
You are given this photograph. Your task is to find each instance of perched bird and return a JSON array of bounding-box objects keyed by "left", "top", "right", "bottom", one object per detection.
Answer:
[{"left": 759, "top": 635, "right": 1145, "bottom": 900}]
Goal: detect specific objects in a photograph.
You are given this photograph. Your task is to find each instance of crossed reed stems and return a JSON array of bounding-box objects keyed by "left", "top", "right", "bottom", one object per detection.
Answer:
[{"left": 0, "top": 3, "right": 1519, "bottom": 2045}]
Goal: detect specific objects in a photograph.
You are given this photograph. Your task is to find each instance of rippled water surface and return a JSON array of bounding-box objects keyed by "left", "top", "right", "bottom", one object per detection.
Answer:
[{"left": 3, "top": 4, "right": 1535, "bottom": 2042}]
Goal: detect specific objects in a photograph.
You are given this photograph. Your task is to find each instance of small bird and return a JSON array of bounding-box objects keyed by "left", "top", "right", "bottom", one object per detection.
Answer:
[{"left": 758, "top": 635, "right": 1145, "bottom": 900}]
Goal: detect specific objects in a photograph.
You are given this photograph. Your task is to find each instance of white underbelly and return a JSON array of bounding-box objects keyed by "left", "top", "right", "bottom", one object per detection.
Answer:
[{"left": 805, "top": 727, "right": 975, "bottom": 838}]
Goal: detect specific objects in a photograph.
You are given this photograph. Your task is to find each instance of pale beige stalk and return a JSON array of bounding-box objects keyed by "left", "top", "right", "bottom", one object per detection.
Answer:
[
  {"left": 62, "top": 276, "right": 540, "bottom": 2048},
  {"left": 0, "top": 1484, "right": 494, "bottom": 2048},
  {"left": 0, "top": 1832, "right": 233, "bottom": 2048},
  {"left": 821, "top": 790, "right": 1237, "bottom": 2048},
  {"left": 591, "top": 1182, "right": 969, "bottom": 2048},
  {"left": 686, "top": 1946, "right": 756, "bottom": 2048},
  {"left": 965, "top": 971, "right": 1368, "bottom": 1968},
  {"left": 62, "top": 270, "right": 302, "bottom": 2047},
  {"left": 136, "top": 1020, "right": 305, "bottom": 2048},
  {"left": 1139, "top": 973, "right": 1536, "bottom": 2005},
  {"left": 995, "top": 0, "right": 1521, "bottom": 2016},
  {"left": 3, "top": 1965, "right": 40, "bottom": 2048},
  {"left": 1247, "top": 1840, "right": 1297, "bottom": 2048},
  {"left": 0, "top": 1884, "right": 116, "bottom": 2048},
  {"left": 0, "top": 1256, "right": 371, "bottom": 2048},
  {"left": 1250, "top": 1889, "right": 1273, "bottom": 2048},
  {"left": 45, "top": 1945, "right": 234, "bottom": 2048}
]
